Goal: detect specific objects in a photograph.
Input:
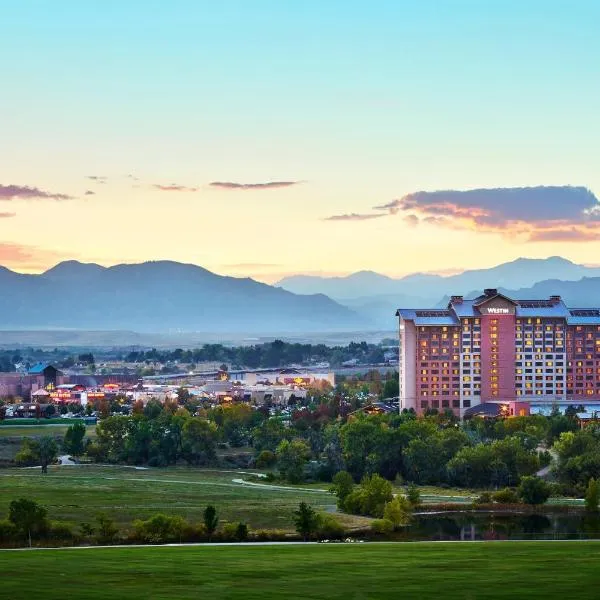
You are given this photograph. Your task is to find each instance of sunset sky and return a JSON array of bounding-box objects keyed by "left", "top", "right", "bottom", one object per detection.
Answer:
[{"left": 2, "top": 0, "right": 600, "bottom": 282}]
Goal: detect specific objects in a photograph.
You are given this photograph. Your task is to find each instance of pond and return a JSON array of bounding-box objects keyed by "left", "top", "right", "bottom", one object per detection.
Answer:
[{"left": 393, "top": 511, "right": 600, "bottom": 541}]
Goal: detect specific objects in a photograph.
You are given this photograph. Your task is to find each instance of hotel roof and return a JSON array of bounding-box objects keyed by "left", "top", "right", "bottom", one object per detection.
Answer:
[{"left": 397, "top": 291, "right": 600, "bottom": 325}]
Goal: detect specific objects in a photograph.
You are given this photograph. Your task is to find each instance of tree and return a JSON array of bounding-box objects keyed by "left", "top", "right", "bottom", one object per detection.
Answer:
[
  {"left": 383, "top": 496, "right": 413, "bottom": 529},
  {"left": 585, "top": 478, "right": 600, "bottom": 512},
  {"left": 406, "top": 484, "right": 421, "bottom": 507},
  {"left": 329, "top": 471, "right": 355, "bottom": 510},
  {"left": 203, "top": 505, "right": 219, "bottom": 541},
  {"left": 9, "top": 498, "right": 48, "bottom": 547},
  {"left": 181, "top": 418, "right": 218, "bottom": 465},
  {"left": 16, "top": 436, "right": 58, "bottom": 473},
  {"left": 37, "top": 436, "right": 58, "bottom": 474},
  {"left": 276, "top": 439, "right": 311, "bottom": 483},
  {"left": 382, "top": 378, "right": 399, "bottom": 399},
  {"left": 63, "top": 421, "right": 86, "bottom": 456},
  {"left": 343, "top": 474, "right": 393, "bottom": 518},
  {"left": 518, "top": 476, "right": 551, "bottom": 505},
  {"left": 293, "top": 502, "right": 319, "bottom": 541}
]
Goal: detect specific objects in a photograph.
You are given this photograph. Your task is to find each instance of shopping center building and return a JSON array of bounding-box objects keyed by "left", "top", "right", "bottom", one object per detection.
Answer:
[{"left": 397, "top": 289, "right": 600, "bottom": 416}]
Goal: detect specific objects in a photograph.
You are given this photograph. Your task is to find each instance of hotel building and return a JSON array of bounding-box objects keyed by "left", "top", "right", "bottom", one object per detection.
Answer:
[{"left": 397, "top": 289, "right": 600, "bottom": 416}]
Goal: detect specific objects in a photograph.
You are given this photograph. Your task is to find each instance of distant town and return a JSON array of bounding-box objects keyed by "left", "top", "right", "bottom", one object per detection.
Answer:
[{"left": 0, "top": 340, "right": 399, "bottom": 422}]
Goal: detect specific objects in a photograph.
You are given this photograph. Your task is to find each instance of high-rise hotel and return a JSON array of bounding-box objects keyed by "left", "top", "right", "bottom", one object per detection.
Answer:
[{"left": 397, "top": 289, "right": 600, "bottom": 416}]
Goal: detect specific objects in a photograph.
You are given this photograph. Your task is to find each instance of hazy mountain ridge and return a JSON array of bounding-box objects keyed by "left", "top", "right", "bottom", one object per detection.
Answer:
[
  {"left": 0, "top": 260, "right": 367, "bottom": 333},
  {"left": 277, "top": 257, "right": 600, "bottom": 300},
  {"left": 276, "top": 257, "right": 600, "bottom": 326}
]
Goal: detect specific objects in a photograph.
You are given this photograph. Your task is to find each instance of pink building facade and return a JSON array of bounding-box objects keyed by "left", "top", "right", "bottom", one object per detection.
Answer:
[{"left": 397, "top": 289, "right": 600, "bottom": 417}]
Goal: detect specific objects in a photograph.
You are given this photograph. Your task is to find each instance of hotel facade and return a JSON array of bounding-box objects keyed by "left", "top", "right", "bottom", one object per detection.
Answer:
[{"left": 397, "top": 289, "right": 600, "bottom": 416}]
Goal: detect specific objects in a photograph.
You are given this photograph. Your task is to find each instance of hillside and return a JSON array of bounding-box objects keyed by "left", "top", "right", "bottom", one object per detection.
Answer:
[{"left": 0, "top": 261, "right": 367, "bottom": 333}]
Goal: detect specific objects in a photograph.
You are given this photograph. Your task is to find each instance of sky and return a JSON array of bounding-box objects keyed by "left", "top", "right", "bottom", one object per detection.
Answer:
[{"left": 1, "top": 0, "right": 600, "bottom": 283}]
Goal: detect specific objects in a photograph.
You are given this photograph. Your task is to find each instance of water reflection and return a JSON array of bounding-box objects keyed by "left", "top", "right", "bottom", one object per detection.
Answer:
[{"left": 396, "top": 512, "right": 600, "bottom": 541}]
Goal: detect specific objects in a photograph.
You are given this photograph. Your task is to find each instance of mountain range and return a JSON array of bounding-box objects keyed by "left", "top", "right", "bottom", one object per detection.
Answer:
[
  {"left": 0, "top": 261, "right": 365, "bottom": 333},
  {"left": 277, "top": 257, "right": 600, "bottom": 326},
  {"left": 2, "top": 257, "right": 600, "bottom": 335}
]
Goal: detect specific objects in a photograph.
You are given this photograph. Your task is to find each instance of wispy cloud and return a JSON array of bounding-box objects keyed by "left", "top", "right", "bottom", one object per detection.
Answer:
[
  {"left": 0, "top": 212, "right": 15, "bottom": 218},
  {"left": 324, "top": 212, "right": 387, "bottom": 222},
  {"left": 0, "top": 243, "right": 67, "bottom": 270},
  {"left": 0, "top": 184, "right": 73, "bottom": 201},
  {"left": 370, "top": 186, "right": 600, "bottom": 243},
  {"left": 210, "top": 181, "right": 300, "bottom": 190},
  {"left": 86, "top": 175, "right": 107, "bottom": 184},
  {"left": 152, "top": 184, "right": 199, "bottom": 192}
]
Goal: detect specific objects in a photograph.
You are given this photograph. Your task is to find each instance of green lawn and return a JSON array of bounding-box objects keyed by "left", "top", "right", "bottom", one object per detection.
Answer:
[
  {"left": 0, "top": 465, "right": 363, "bottom": 531},
  {"left": 2, "top": 541, "right": 600, "bottom": 599},
  {"left": 0, "top": 424, "right": 96, "bottom": 437}
]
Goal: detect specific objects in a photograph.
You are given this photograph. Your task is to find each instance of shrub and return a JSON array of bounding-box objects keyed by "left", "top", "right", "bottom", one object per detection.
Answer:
[
  {"left": 585, "top": 478, "right": 599, "bottom": 512},
  {"left": 492, "top": 488, "right": 520, "bottom": 504},
  {"left": 255, "top": 450, "right": 276, "bottom": 468},
  {"left": 47, "top": 521, "right": 75, "bottom": 541},
  {"left": 95, "top": 513, "right": 119, "bottom": 545},
  {"left": 341, "top": 474, "right": 393, "bottom": 518},
  {"left": 371, "top": 519, "right": 394, "bottom": 535},
  {"left": 132, "top": 513, "right": 187, "bottom": 543},
  {"left": 316, "top": 514, "right": 345, "bottom": 539},
  {"left": 235, "top": 522, "right": 249, "bottom": 541},
  {"left": 474, "top": 492, "right": 493, "bottom": 505},
  {"left": 518, "top": 476, "right": 551, "bottom": 505},
  {"left": 0, "top": 519, "right": 18, "bottom": 543},
  {"left": 222, "top": 521, "right": 249, "bottom": 541}
]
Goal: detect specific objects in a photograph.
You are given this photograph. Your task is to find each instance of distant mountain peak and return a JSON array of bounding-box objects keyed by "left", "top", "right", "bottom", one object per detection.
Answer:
[{"left": 42, "top": 260, "right": 106, "bottom": 279}]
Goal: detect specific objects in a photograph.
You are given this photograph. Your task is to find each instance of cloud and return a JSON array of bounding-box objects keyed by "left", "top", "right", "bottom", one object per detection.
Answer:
[
  {"left": 324, "top": 212, "right": 388, "bottom": 222},
  {"left": 528, "top": 228, "right": 599, "bottom": 242},
  {"left": 86, "top": 175, "right": 107, "bottom": 183},
  {"left": 0, "top": 184, "right": 73, "bottom": 201},
  {"left": 374, "top": 186, "right": 600, "bottom": 242},
  {"left": 84, "top": 190, "right": 95, "bottom": 196},
  {"left": 210, "top": 181, "right": 299, "bottom": 190},
  {"left": 152, "top": 184, "right": 199, "bottom": 192},
  {"left": 0, "top": 212, "right": 15, "bottom": 218},
  {"left": 0, "top": 243, "right": 67, "bottom": 270}
]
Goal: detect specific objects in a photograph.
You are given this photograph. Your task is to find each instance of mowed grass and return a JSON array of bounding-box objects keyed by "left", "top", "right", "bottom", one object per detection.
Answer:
[
  {"left": 2, "top": 542, "right": 600, "bottom": 599},
  {"left": 0, "top": 466, "right": 357, "bottom": 531},
  {"left": 0, "top": 425, "right": 95, "bottom": 437}
]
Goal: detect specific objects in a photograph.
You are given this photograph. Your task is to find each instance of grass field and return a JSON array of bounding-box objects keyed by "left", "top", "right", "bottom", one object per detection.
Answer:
[
  {"left": 2, "top": 541, "right": 600, "bottom": 599},
  {"left": 0, "top": 465, "right": 368, "bottom": 531},
  {"left": 0, "top": 425, "right": 96, "bottom": 463},
  {"left": 0, "top": 424, "right": 97, "bottom": 437}
]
